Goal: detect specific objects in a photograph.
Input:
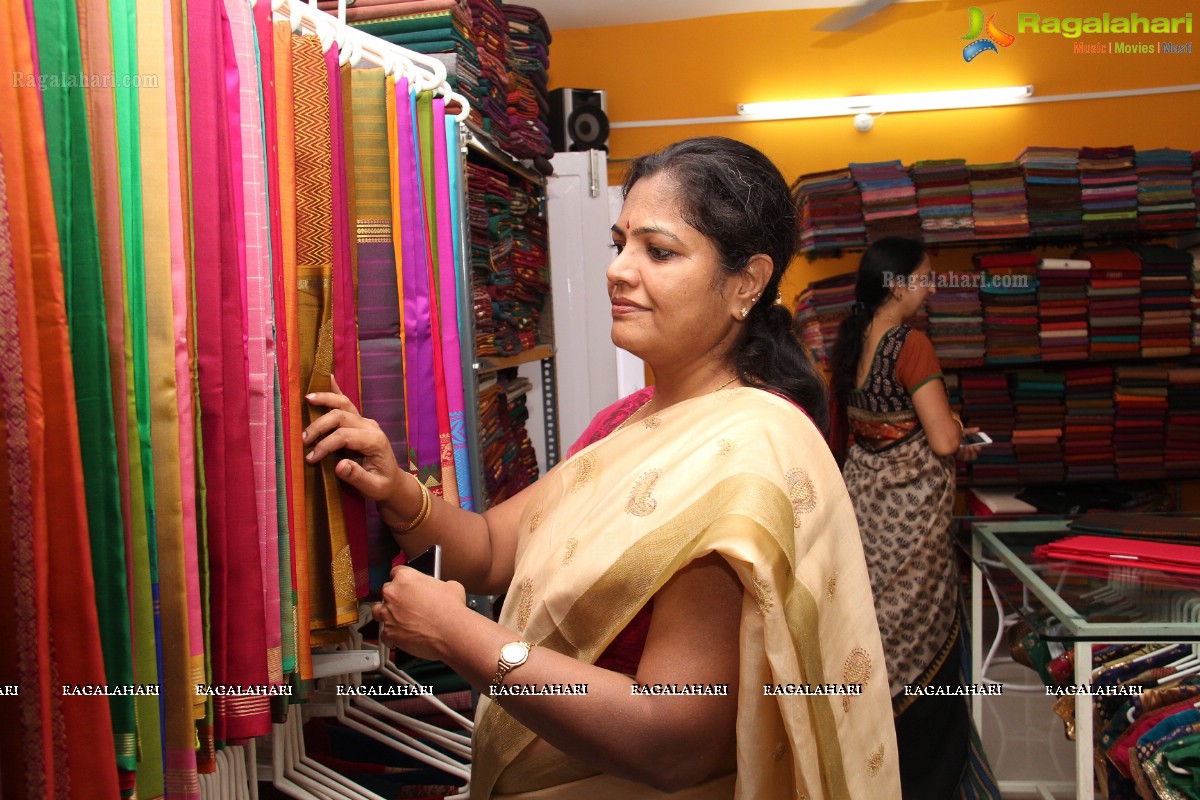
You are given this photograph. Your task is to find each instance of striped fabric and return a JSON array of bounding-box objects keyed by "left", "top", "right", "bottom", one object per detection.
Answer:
[
  {"left": 292, "top": 34, "right": 357, "bottom": 638},
  {"left": 273, "top": 18, "right": 314, "bottom": 680},
  {"left": 136, "top": 0, "right": 201, "bottom": 792},
  {"left": 328, "top": 54, "right": 370, "bottom": 601},
  {"left": 351, "top": 67, "right": 406, "bottom": 590},
  {"left": 226, "top": 0, "right": 284, "bottom": 687},
  {"left": 32, "top": 0, "right": 137, "bottom": 778}
]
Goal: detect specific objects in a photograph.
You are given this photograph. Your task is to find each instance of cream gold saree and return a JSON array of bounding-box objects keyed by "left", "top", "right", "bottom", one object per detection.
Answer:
[{"left": 472, "top": 387, "right": 900, "bottom": 799}]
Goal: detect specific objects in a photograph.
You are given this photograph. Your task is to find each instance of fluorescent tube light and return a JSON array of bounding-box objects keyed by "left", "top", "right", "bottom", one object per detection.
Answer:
[{"left": 736, "top": 85, "right": 1034, "bottom": 120}]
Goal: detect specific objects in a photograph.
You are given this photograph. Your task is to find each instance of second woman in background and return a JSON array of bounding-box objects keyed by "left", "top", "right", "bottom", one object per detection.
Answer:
[{"left": 830, "top": 237, "right": 997, "bottom": 800}]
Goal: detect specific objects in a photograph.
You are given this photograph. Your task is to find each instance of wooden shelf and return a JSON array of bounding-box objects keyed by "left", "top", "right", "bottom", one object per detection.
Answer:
[{"left": 474, "top": 343, "right": 554, "bottom": 374}]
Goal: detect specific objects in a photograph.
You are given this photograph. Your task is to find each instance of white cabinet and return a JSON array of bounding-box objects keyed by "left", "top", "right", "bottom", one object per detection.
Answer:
[{"left": 521, "top": 150, "right": 644, "bottom": 468}]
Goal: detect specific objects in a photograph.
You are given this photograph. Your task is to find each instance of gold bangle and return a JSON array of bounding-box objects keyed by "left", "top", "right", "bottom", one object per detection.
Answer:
[
  {"left": 951, "top": 413, "right": 965, "bottom": 437},
  {"left": 396, "top": 473, "right": 432, "bottom": 533}
]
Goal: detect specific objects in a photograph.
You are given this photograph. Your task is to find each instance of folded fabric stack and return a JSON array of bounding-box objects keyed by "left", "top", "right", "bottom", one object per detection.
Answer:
[
  {"left": 1063, "top": 366, "right": 1115, "bottom": 481},
  {"left": 480, "top": 169, "right": 522, "bottom": 356},
  {"left": 1133, "top": 244, "right": 1193, "bottom": 358},
  {"left": 1083, "top": 247, "right": 1142, "bottom": 359},
  {"left": 792, "top": 168, "right": 867, "bottom": 252},
  {"left": 502, "top": 183, "right": 550, "bottom": 353},
  {"left": 466, "top": 161, "right": 508, "bottom": 355},
  {"left": 1009, "top": 371, "right": 1065, "bottom": 483},
  {"left": 1079, "top": 145, "right": 1138, "bottom": 236},
  {"left": 1194, "top": 150, "right": 1200, "bottom": 228},
  {"left": 1166, "top": 368, "right": 1200, "bottom": 477},
  {"left": 1113, "top": 367, "right": 1168, "bottom": 480},
  {"left": 968, "top": 161, "right": 1030, "bottom": 239},
  {"left": 959, "top": 371, "right": 1016, "bottom": 484},
  {"left": 1135, "top": 147, "right": 1196, "bottom": 232},
  {"left": 911, "top": 158, "right": 974, "bottom": 243},
  {"left": 502, "top": 5, "right": 553, "bottom": 159},
  {"left": 805, "top": 272, "right": 857, "bottom": 364},
  {"left": 1036, "top": 257, "right": 1090, "bottom": 361},
  {"left": 1193, "top": 248, "right": 1200, "bottom": 353},
  {"left": 467, "top": 0, "right": 512, "bottom": 148},
  {"left": 850, "top": 160, "right": 920, "bottom": 242},
  {"left": 477, "top": 375, "right": 538, "bottom": 504},
  {"left": 926, "top": 271, "right": 985, "bottom": 367},
  {"left": 343, "top": 1, "right": 485, "bottom": 131},
  {"left": 1017, "top": 146, "right": 1083, "bottom": 238},
  {"left": 976, "top": 251, "right": 1040, "bottom": 364},
  {"left": 791, "top": 289, "right": 826, "bottom": 366}
]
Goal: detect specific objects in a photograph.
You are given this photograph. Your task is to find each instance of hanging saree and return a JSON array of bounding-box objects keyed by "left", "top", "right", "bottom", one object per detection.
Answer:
[
  {"left": 255, "top": 0, "right": 299, "bottom": 681},
  {"left": 136, "top": 0, "right": 201, "bottom": 791},
  {"left": 226, "top": 0, "right": 284, "bottom": 688},
  {"left": 351, "top": 67, "right": 407, "bottom": 590},
  {"left": 166, "top": 0, "right": 210, "bottom": 727},
  {"left": 189, "top": 0, "right": 271, "bottom": 743},
  {"left": 106, "top": 0, "right": 167, "bottom": 790},
  {"left": 433, "top": 99, "right": 472, "bottom": 510},
  {"left": 273, "top": 18, "right": 314, "bottom": 680},
  {"left": 397, "top": 79, "right": 443, "bottom": 494},
  {"left": 75, "top": 7, "right": 140, "bottom": 734},
  {"left": 472, "top": 388, "right": 901, "bottom": 800},
  {"left": 32, "top": 0, "right": 137, "bottom": 776},
  {"left": 417, "top": 90, "right": 460, "bottom": 508},
  {"left": 0, "top": 2, "right": 120, "bottom": 794},
  {"left": 292, "top": 33, "right": 357, "bottom": 637},
  {"left": 327, "top": 51, "right": 370, "bottom": 600},
  {"left": 443, "top": 112, "right": 475, "bottom": 510}
]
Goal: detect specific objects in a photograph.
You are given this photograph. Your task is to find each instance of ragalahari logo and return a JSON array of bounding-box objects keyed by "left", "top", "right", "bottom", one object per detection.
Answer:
[{"left": 962, "top": 7, "right": 1016, "bottom": 61}]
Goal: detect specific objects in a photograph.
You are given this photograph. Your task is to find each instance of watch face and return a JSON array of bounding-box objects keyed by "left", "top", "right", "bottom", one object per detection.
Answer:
[{"left": 501, "top": 642, "right": 528, "bottom": 663}]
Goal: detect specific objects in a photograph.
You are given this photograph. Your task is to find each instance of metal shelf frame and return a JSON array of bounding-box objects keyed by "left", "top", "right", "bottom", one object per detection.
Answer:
[{"left": 455, "top": 126, "right": 560, "bottom": 510}]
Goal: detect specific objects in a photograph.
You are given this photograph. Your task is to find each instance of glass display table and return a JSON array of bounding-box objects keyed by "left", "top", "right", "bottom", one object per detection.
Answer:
[{"left": 968, "top": 518, "right": 1200, "bottom": 800}]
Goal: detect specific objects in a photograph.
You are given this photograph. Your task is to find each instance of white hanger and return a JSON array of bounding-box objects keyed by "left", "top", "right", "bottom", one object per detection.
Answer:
[
  {"left": 331, "top": 610, "right": 472, "bottom": 775},
  {"left": 272, "top": 0, "right": 463, "bottom": 110},
  {"left": 447, "top": 91, "right": 471, "bottom": 123}
]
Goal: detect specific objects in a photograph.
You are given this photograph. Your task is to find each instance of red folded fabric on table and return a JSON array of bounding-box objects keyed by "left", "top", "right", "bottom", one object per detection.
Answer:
[{"left": 1034, "top": 535, "right": 1200, "bottom": 577}]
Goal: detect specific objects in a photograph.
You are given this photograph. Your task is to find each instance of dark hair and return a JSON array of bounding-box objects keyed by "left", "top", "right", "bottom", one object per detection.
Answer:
[
  {"left": 829, "top": 237, "right": 927, "bottom": 411},
  {"left": 622, "top": 136, "right": 828, "bottom": 431}
]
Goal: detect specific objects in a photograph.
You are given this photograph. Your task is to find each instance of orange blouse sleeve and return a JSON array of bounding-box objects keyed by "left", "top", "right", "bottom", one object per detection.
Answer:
[{"left": 896, "top": 329, "right": 943, "bottom": 394}]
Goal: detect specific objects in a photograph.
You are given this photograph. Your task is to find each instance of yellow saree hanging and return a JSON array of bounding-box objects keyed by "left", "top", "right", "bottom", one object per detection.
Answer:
[{"left": 472, "top": 388, "right": 901, "bottom": 800}]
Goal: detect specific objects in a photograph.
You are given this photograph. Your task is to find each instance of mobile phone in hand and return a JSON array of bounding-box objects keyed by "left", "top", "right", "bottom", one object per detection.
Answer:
[{"left": 962, "top": 431, "right": 992, "bottom": 446}]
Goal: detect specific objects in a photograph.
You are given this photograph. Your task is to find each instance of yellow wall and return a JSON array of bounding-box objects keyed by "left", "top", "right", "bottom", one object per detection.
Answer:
[{"left": 548, "top": 0, "right": 1199, "bottom": 301}]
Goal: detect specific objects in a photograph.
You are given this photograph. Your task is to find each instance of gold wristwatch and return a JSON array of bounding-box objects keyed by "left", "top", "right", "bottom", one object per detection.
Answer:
[{"left": 491, "top": 641, "right": 533, "bottom": 688}]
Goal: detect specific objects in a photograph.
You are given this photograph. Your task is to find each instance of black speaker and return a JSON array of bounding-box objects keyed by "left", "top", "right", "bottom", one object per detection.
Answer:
[{"left": 549, "top": 88, "right": 609, "bottom": 152}]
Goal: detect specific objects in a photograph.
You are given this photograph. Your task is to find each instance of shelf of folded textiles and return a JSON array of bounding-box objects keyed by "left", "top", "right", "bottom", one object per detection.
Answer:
[
  {"left": 799, "top": 224, "right": 1200, "bottom": 258},
  {"left": 474, "top": 342, "right": 554, "bottom": 373},
  {"left": 940, "top": 353, "right": 1200, "bottom": 372}
]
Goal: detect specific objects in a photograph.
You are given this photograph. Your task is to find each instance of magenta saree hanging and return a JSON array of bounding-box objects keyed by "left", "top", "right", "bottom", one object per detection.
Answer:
[
  {"left": 188, "top": 0, "right": 270, "bottom": 742},
  {"left": 396, "top": 79, "right": 442, "bottom": 494}
]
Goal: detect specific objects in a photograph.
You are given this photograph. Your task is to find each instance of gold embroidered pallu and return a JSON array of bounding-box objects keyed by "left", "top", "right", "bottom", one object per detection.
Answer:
[{"left": 472, "top": 388, "right": 901, "bottom": 799}]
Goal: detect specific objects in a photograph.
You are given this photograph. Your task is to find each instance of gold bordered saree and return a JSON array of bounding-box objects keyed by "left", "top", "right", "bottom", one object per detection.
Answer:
[{"left": 472, "top": 388, "right": 901, "bottom": 799}]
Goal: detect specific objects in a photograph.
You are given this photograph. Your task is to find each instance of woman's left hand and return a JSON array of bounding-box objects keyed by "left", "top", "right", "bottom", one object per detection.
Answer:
[
  {"left": 957, "top": 426, "right": 983, "bottom": 462},
  {"left": 373, "top": 566, "right": 468, "bottom": 661}
]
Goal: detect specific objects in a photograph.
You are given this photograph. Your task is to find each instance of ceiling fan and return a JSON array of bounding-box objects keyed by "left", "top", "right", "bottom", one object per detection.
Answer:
[{"left": 812, "top": 0, "right": 903, "bottom": 31}]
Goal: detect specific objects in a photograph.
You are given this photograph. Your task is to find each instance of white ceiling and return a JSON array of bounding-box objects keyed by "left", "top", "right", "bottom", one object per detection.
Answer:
[{"left": 530, "top": 0, "right": 890, "bottom": 31}]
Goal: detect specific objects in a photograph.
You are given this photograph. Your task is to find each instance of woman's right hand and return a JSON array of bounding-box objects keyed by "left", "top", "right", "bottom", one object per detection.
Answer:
[
  {"left": 957, "top": 425, "right": 983, "bottom": 463},
  {"left": 303, "top": 375, "right": 407, "bottom": 504}
]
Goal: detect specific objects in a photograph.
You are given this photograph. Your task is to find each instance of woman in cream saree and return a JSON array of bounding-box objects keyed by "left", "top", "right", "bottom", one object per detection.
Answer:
[{"left": 474, "top": 385, "right": 900, "bottom": 799}]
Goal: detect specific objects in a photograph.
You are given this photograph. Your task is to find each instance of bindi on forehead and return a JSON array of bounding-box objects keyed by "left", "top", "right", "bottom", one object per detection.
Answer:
[{"left": 626, "top": 220, "right": 630, "bottom": 230}]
